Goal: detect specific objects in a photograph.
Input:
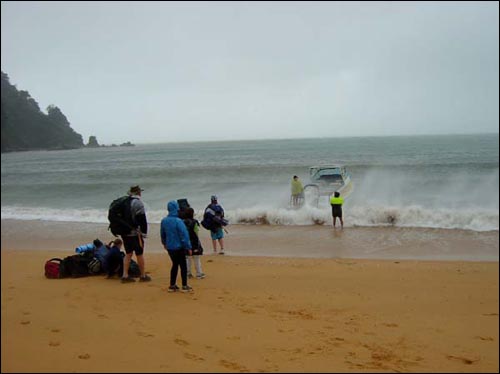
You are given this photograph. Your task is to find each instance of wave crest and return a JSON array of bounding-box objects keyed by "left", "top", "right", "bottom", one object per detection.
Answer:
[{"left": 2, "top": 204, "right": 497, "bottom": 232}]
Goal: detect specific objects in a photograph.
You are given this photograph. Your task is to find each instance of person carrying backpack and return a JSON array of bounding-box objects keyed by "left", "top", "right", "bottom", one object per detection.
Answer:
[
  {"left": 120, "top": 185, "right": 151, "bottom": 283},
  {"left": 202, "top": 195, "right": 227, "bottom": 255}
]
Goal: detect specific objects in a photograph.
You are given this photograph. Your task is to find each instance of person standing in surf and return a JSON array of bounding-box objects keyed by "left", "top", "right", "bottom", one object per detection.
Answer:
[
  {"left": 330, "top": 191, "right": 344, "bottom": 229},
  {"left": 291, "top": 175, "right": 304, "bottom": 207}
]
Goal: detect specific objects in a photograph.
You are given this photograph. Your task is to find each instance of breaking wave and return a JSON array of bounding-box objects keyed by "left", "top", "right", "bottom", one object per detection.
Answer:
[{"left": 2, "top": 204, "right": 498, "bottom": 232}]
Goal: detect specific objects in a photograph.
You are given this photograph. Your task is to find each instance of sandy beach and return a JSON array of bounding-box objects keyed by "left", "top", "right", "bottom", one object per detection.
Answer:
[{"left": 1, "top": 220, "right": 499, "bottom": 372}]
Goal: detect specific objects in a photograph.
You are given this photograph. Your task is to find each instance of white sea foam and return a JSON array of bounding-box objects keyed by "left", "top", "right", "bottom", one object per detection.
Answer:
[
  {"left": 1, "top": 206, "right": 109, "bottom": 224},
  {"left": 2, "top": 204, "right": 498, "bottom": 232}
]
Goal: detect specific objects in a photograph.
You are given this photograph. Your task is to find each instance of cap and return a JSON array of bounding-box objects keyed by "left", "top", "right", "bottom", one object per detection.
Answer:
[{"left": 128, "top": 185, "right": 144, "bottom": 195}]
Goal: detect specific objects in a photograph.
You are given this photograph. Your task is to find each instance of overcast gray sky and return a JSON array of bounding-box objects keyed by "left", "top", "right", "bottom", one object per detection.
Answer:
[{"left": 1, "top": 1, "right": 498, "bottom": 144}]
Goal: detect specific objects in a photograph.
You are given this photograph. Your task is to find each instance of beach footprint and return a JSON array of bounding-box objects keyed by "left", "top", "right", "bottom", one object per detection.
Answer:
[
  {"left": 137, "top": 331, "right": 155, "bottom": 338},
  {"left": 184, "top": 352, "right": 205, "bottom": 362},
  {"left": 446, "top": 355, "right": 479, "bottom": 365},
  {"left": 240, "top": 308, "right": 256, "bottom": 314},
  {"left": 219, "top": 359, "right": 249, "bottom": 372},
  {"left": 174, "top": 338, "right": 190, "bottom": 346},
  {"left": 383, "top": 323, "right": 399, "bottom": 328},
  {"left": 475, "top": 336, "right": 494, "bottom": 341},
  {"left": 287, "top": 309, "right": 314, "bottom": 320}
]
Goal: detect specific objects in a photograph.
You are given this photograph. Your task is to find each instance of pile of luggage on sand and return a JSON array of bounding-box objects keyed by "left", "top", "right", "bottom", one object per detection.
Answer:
[{"left": 44, "top": 239, "right": 140, "bottom": 279}]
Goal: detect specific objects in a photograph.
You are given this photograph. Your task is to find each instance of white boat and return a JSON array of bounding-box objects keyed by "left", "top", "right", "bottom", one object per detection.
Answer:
[{"left": 303, "top": 164, "right": 353, "bottom": 206}]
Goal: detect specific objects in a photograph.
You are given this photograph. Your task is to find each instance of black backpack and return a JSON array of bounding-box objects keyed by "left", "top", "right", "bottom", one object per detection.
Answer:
[
  {"left": 61, "top": 253, "right": 93, "bottom": 278},
  {"left": 128, "top": 259, "right": 141, "bottom": 278},
  {"left": 108, "top": 196, "right": 134, "bottom": 237},
  {"left": 177, "top": 198, "right": 190, "bottom": 219},
  {"left": 184, "top": 218, "right": 203, "bottom": 254},
  {"left": 201, "top": 205, "right": 214, "bottom": 231}
]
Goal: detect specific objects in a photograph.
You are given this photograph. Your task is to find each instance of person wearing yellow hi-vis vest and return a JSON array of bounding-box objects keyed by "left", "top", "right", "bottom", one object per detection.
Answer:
[
  {"left": 329, "top": 191, "right": 344, "bottom": 228},
  {"left": 290, "top": 175, "right": 304, "bottom": 207}
]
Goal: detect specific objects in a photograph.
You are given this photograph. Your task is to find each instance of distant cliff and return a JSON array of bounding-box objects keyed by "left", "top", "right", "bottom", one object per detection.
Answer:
[{"left": 1, "top": 71, "right": 84, "bottom": 152}]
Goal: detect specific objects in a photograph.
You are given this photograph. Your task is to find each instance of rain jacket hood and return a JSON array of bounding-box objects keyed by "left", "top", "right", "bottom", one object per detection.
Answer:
[
  {"left": 160, "top": 200, "right": 191, "bottom": 251},
  {"left": 167, "top": 200, "right": 180, "bottom": 217}
]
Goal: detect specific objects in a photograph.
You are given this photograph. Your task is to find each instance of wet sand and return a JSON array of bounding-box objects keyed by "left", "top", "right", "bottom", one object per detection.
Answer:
[{"left": 1, "top": 219, "right": 498, "bottom": 261}]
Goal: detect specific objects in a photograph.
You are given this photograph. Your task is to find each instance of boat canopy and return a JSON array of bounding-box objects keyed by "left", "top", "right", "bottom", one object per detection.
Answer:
[{"left": 309, "top": 165, "right": 345, "bottom": 175}]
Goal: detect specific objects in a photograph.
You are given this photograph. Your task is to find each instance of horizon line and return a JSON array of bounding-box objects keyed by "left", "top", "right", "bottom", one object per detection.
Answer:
[{"left": 129, "top": 131, "right": 499, "bottom": 146}]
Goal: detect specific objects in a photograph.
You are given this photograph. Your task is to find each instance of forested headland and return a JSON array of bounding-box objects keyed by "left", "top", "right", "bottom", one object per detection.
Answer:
[{"left": 1, "top": 71, "right": 84, "bottom": 152}]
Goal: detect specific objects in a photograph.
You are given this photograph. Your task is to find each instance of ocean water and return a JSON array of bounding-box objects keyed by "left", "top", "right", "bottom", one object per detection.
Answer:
[{"left": 1, "top": 134, "right": 498, "bottom": 232}]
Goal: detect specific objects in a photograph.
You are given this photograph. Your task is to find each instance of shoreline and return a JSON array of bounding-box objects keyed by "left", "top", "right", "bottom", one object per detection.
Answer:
[{"left": 1, "top": 219, "right": 498, "bottom": 262}]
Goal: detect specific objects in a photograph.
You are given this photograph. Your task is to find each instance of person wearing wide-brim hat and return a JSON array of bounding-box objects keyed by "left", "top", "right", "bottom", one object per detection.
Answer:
[
  {"left": 128, "top": 185, "right": 144, "bottom": 195},
  {"left": 121, "top": 185, "right": 152, "bottom": 283}
]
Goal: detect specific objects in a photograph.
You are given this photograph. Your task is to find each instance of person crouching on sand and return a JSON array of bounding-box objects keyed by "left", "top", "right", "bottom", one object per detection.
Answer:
[{"left": 104, "top": 238, "right": 124, "bottom": 278}]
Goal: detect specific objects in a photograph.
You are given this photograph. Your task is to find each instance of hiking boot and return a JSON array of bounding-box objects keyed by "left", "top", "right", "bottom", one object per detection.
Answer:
[
  {"left": 167, "top": 285, "right": 179, "bottom": 293},
  {"left": 121, "top": 276, "right": 135, "bottom": 283},
  {"left": 181, "top": 285, "right": 193, "bottom": 293},
  {"left": 196, "top": 273, "right": 206, "bottom": 279},
  {"left": 139, "top": 275, "right": 152, "bottom": 282}
]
